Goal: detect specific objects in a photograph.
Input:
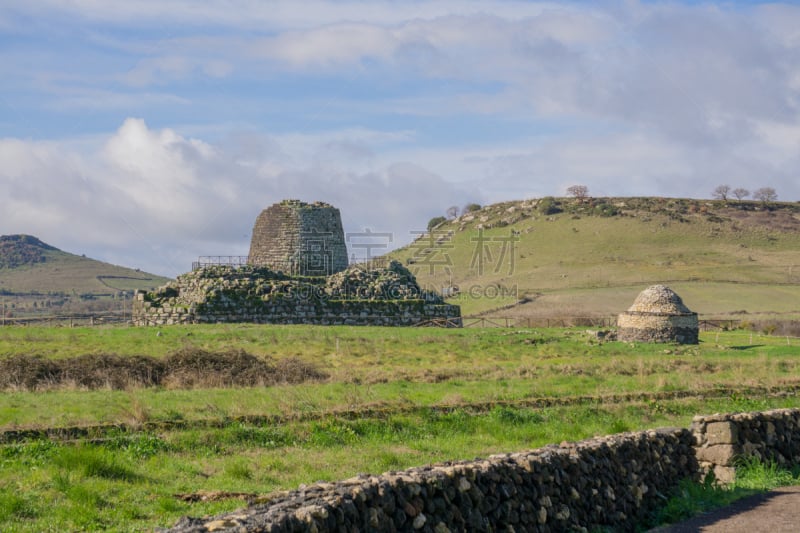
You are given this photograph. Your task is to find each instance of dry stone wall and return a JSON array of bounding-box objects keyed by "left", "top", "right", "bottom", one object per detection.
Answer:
[
  {"left": 692, "top": 408, "right": 800, "bottom": 483},
  {"left": 170, "top": 428, "right": 696, "bottom": 533},
  {"left": 617, "top": 313, "right": 699, "bottom": 344},
  {"left": 133, "top": 261, "right": 461, "bottom": 327},
  {"left": 169, "top": 408, "right": 800, "bottom": 533}
]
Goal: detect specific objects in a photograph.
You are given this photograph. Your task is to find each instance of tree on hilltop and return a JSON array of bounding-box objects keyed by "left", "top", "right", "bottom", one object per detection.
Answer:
[
  {"left": 732, "top": 188, "right": 749, "bottom": 200},
  {"left": 712, "top": 184, "right": 730, "bottom": 201},
  {"left": 566, "top": 185, "right": 589, "bottom": 199},
  {"left": 753, "top": 187, "right": 778, "bottom": 204}
]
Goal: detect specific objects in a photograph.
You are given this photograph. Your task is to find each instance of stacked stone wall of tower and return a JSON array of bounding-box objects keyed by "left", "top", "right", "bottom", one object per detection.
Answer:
[{"left": 248, "top": 200, "right": 349, "bottom": 276}]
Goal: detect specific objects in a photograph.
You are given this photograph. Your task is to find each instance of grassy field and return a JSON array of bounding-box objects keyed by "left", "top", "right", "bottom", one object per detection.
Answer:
[
  {"left": 1, "top": 324, "right": 800, "bottom": 530},
  {"left": 389, "top": 198, "right": 800, "bottom": 318}
]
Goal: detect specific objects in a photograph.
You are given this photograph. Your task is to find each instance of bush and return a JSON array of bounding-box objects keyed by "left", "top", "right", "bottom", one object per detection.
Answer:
[
  {"left": 427, "top": 216, "right": 447, "bottom": 230},
  {"left": 590, "top": 203, "right": 619, "bottom": 217},
  {"left": 538, "top": 197, "right": 562, "bottom": 215}
]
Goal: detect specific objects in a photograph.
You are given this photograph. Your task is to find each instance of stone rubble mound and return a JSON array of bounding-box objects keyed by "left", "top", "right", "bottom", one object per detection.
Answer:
[
  {"left": 133, "top": 261, "right": 459, "bottom": 326},
  {"left": 626, "top": 284, "right": 693, "bottom": 315}
]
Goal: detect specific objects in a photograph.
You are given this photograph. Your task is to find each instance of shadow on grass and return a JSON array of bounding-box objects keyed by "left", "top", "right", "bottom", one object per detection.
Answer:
[{"left": 729, "top": 345, "right": 765, "bottom": 350}]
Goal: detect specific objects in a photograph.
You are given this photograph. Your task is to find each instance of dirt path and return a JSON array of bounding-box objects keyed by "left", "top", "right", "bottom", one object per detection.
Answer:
[{"left": 650, "top": 486, "right": 800, "bottom": 532}]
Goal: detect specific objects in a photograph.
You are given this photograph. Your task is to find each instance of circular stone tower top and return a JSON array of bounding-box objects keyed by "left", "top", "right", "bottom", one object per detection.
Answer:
[
  {"left": 248, "top": 200, "right": 349, "bottom": 276},
  {"left": 617, "top": 285, "right": 699, "bottom": 344}
]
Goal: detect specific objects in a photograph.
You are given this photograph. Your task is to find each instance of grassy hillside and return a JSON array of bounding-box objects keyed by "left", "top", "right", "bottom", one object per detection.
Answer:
[
  {"left": 388, "top": 197, "right": 800, "bottom": 319},
  {"left": 0, "top": 235, "right": 171, "bottom": 315}
]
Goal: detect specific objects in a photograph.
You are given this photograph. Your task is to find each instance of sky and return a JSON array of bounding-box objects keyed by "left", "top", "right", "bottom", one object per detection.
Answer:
[{"left": 1, "top": 0, "right": 799, "bottom": 277}]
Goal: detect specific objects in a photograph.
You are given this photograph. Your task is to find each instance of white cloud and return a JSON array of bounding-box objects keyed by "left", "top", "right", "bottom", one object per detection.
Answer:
[
  {"left": 120, "top": 56, "right": 233, "bottom": 87},
  {"left": 45, "top": 88, "right": 189, "bottom": 111},
  {"left": 259, "top": 24, "right": 396, "bottom": 69},
  {"left": 0, "top": 119, "right": 470, "bottom": 276},
  {"left": 250, "top": 12, "right": 614, "bottom": 77},
  {"left": 4, "top": 1, "right": 574, "bottom": 30},
  {"left": 3, "top": 1, "right": 800, "bottom": 277}
]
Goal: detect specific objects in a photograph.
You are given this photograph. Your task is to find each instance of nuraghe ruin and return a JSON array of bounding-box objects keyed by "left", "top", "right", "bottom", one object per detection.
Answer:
[{"left": 133, "top": 200, "right": 461, "bottom": 327}]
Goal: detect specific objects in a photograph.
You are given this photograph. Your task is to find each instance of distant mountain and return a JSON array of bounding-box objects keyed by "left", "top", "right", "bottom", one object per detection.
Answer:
[{"left": 0, "top": 234, "right": 171, "bottom": 296}]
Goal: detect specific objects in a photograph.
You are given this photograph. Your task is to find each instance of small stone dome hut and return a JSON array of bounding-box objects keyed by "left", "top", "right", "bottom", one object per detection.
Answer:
[
  {"left": 617, "top": 285, "right": 699, "bottom": 344},
  {"left": 248, "top": 200, "right": 349, "bottom": 276}
]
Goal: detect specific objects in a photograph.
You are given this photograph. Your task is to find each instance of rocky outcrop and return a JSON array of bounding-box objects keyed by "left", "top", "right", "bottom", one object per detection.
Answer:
[
  {"left": 617, "top": 285, "right": 699, "bottom": 344},
  {"left": 0, "top": 234, "right": 57, "bottom": 269}
]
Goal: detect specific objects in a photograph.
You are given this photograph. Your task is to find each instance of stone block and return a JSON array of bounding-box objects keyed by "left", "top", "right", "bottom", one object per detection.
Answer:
[
  {"left": 712, "top": 465, "right": 736, "bottom": 485},
  {"left": 695, "top": 444, "right": 740, "bottom": 466},
  {"left": 705, "top": 421, "right": 738, "bottom": 445}
]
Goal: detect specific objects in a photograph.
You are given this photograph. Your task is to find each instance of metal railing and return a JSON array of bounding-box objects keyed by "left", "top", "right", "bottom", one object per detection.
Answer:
[
  {"left": 191, "top": 256, "right": 251, "bottom": 270},
  {"left": 460, "top": 316, "right": 617, "bottom": 328},
  {"left": 192, "top": 256, "right": 392, "bottom": 272}
]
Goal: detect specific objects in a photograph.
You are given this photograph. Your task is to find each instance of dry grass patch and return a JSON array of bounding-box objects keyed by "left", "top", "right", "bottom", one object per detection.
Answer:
[
  {"left": 0, "top": 348, "right": 327, "bottom": 391},
  {"left": 162, "top": 348, "right": 273, "bottom": 388}
]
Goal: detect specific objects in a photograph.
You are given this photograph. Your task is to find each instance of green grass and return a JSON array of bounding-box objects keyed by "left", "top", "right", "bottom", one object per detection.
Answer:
[
  {"left": 3, "top": 397, "right": 800, "bottom": 531},
  {"left": 1, "top": 325, "right": 799, "bottom": 429},
  {"left": 1, "top": 324, "right": 800, "bottom": 530},
  {"left": 649, "top": 457, "right": 800, "bottom": 529}
]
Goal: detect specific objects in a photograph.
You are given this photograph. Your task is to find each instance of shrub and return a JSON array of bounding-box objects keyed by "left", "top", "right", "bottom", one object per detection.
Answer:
[
  {"left": 590, "top": 203, "right": 619, "bottom": 217},
  {"left": 427, "top": 216, "right": 447, "bottom": 230},
  {"left": 538, "top": 197, "right": 562, "bottom": 215}
]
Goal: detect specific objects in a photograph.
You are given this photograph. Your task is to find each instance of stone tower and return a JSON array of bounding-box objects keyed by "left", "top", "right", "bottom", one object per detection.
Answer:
[
  {"left": 617, "top": 285, "right": 699, "bottom": 344},
  {"left": 248, "top": 200, "right": 349, "bottom": 276}
]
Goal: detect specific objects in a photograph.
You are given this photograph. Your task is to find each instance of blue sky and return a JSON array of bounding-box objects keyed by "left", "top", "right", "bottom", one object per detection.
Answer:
[{"left": 1, "top": 0, "right": 799, "bottom": 277}]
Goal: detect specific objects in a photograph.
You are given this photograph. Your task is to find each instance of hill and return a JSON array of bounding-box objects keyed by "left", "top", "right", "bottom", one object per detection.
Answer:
[
  {"left": 0, "top": 234, "right": 171, "bottom": 316},
  {"left": 388, "top": 197, "right": 800, "bottom": 320}
]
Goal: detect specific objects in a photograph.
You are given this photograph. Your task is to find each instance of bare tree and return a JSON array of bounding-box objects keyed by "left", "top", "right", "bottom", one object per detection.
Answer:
[
  {"left": 446, "top": 205, "right": 459, "bottom": 219},
  {"left": 712, "top": 184, "right": 730, "bottom": 201},
  {"left": 753, "top": 187, "right": 778, "bottom": 203},
  {"left": 732, "top": 188, "right": 750, "bottom": 200},
  {"left": 566, "top": 185, "right": 589, "bottom": 199}
]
